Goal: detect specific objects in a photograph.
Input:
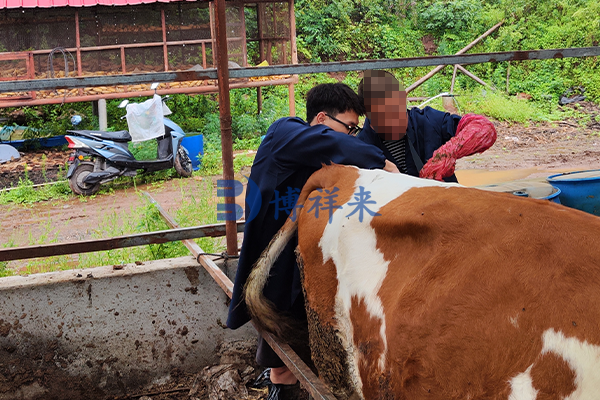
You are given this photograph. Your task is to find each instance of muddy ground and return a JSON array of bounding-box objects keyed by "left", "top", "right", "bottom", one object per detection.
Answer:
[{"left": 0, "top": 101, "right": 599, "bottom": 399}]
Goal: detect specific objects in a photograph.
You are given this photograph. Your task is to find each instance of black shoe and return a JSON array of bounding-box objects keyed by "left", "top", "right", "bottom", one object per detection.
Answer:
[{"left": 267, "top": 381, "right": 304, "bottom": 400}]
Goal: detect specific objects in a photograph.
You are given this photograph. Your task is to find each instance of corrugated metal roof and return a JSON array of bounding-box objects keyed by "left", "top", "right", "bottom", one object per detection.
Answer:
[{"left": 0, "top": 0, "right": 203, "bottom": 8}]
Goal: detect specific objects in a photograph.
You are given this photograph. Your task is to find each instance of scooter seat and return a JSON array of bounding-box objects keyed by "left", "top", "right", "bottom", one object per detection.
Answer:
[{"left": 67, "top": 130, "right": 132, "bottom": 142}]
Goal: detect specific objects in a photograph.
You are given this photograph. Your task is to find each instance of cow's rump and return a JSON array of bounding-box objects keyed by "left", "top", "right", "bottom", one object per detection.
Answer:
[{"left": 247, "top": 164, "right": 600, "bottom": 400}]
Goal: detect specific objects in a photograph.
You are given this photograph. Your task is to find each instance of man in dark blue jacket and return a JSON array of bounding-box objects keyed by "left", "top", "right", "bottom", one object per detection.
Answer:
[
  {"left": 357, "top": 69, "right": 462, "bottom": 183},
  {"left": 227, "top": 83, "right": 398, "bottom": 399}
]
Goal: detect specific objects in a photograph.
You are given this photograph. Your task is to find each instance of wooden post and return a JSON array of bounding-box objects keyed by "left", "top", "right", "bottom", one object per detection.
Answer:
[
  {"left": 257, "top": 3, "right": 265, "bottom": 115},
  {"left": 161, "top": 9, "right": 169, "bottom": 71},
  {"left": 75, "top": 11, "right": 82, "bottom": 77},
  {"left": 506, "top": 61, "right": 510, "bottom": 94},
  {"left": 209, "top": 2, "right": 217, "bottom": 67},
  {"left": 450, "top": 64, "right": 458, "bottom": 93},
  {"left": 26, "top": 52, "right": 36, "bottom": 99},
  {"left": 258, "top": 3, "right": 265, "bottom": 62},
  {"left": 288, "top": 0, "right": 297, "bottom": 116},
  {"left": 239, "top": 3, "right": 248, "bottom": 66},
  {"left": 272, "top": 3, "right": 277, "bottom": 63},
  {"left": 288, "top": 83, "right": 295, "bottom": 116},
  {"left": 257, "top": 87, "right": 262, "bottom": 114},
  {"left": 75, "top": 11, "right": 83, "bottom": 96},
  {"left": 456, "top": 64, "right": 494, "bottom": 89},
  {"left": 289, "top": 0, "right": 297, "bottom": 64},
  {"left": 121, "top": 47, "right": 126, "bottom": 73}
]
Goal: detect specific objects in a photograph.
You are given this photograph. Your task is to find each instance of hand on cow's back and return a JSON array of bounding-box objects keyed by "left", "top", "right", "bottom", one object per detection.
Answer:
[{"left": 383, "top": 160, "right": 400, "bottom": 173}]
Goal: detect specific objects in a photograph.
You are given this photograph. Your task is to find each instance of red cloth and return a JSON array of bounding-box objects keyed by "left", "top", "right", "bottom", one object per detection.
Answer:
[{"left": 419, "top": 114, "right": 497, "bottom": 181}]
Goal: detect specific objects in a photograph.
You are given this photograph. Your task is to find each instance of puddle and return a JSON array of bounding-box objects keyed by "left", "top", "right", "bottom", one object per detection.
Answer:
[{"left": 456, "top": 167, "right": 586, "bottom": 187}]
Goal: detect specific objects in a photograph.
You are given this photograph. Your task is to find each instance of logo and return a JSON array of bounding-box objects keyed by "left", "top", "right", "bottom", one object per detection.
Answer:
[{"left": 217, "top": 176, "right": 262, "bottom": 223}]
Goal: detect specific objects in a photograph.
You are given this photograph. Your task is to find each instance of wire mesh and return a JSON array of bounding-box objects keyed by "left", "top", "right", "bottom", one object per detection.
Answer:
[{"left": 0, "top": 1, "right": 295, "bottom": 104}]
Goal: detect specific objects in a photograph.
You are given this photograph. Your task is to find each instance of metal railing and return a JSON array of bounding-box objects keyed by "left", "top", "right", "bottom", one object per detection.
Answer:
[{"left": 0, "top": 46, "right": 598, "bottom": 93}]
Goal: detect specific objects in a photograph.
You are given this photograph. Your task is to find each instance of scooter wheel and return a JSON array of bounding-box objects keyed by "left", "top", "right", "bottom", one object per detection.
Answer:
[
  {"left": 174, "top": 147, "right": 193, "bottom": 177},
  {"left": 69, "top": 162, "right": 101, "bottom": 196}
]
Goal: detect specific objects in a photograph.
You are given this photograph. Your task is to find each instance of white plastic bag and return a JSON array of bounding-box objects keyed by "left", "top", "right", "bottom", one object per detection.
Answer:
[{"left": 125, "top": 95, "right": 166, "bottom": 142}]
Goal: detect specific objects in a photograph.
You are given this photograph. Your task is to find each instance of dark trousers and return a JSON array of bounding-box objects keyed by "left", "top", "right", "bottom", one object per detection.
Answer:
[{"left": 255, "top": 294, "right": 312, "bottom": 369}]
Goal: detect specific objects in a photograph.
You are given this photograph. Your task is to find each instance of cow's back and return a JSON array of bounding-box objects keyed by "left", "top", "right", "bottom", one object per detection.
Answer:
[{"left": 296, "top": 165, "right": 600, "bottom": 400}]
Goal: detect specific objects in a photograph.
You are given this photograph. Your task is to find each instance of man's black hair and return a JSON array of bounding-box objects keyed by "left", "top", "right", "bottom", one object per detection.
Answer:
[{"left": 305, "top": 83, "right": 365, "bottom": 123}]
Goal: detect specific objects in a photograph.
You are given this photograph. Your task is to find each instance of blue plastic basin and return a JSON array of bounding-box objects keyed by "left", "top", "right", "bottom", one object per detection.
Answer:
[
  {"left": 181, "top": 134, "right": 204, "bottom": 171},
  {"left": 547, "top": 169, "right": 600, "bottom": 215},
  {"left": 540, "top": 186, "right": 561, "bottom": 203},
  {"left": 478, "top": 181, "right": 561, "bottom": 204}
]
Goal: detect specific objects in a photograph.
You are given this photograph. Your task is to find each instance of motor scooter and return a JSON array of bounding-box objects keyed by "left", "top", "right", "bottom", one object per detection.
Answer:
[{"left": 65, "top": 84, "right": 193, "bottom": 196}]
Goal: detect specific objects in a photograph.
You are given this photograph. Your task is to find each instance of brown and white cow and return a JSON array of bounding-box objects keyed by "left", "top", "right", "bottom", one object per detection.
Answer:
[{"left": 245, "top": 164, "right": 600, "bottom": 400}]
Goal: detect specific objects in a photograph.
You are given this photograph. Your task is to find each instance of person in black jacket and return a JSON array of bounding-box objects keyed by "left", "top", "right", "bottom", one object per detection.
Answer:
[
  {"left": 227, "top": 82, "right": 398, "bottom": 399},
  {"left": 357, "top": 69, "right": 462, "bottom": 182}
]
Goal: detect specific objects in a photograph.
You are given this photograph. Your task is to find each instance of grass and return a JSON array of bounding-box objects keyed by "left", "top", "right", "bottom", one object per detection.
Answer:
[
  {"left": 3, "top": 178, "right": 225, "bottom": 275},
  {"left": 77, "top": 179, "right": 223, "bottom": 270},
  {"left": 199, "top": 144, "right": 257, "bottom": 176},
  {"left": 422, "top": 88, "right": 588, "bottom": 124},
  {"left": 0, "top": 164, "right": 72, "bottom": 205}
]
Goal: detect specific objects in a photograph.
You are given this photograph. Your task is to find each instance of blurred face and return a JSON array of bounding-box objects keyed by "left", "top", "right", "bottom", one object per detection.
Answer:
[{"left": 366, "top": 90, "right": 408, "bottom": 141}]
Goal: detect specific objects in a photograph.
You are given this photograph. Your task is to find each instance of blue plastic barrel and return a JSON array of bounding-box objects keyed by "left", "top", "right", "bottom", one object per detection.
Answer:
[
  {"left": 181, "top": 134, "right": 204, "bottom": 171},
  {"left": 547, "top": 169, "right": 600, "bottom": 215}
]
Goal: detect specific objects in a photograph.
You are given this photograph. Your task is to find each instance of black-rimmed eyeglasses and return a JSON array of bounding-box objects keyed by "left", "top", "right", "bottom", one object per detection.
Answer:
[{"left": 325, "top": 113, "right": 362, "bottom": 136}]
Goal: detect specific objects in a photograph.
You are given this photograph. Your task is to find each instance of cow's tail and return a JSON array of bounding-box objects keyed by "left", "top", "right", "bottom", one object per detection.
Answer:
[
  {"left": 245, "top": 164, "right": 346, "bottom": 338},
  {"left": 244, "top": 215, "right": 299, "bottom": 337}
]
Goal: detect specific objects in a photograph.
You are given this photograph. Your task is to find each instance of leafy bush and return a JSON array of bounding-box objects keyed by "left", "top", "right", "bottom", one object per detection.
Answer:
[{"left": 418, "top": 0, "right": 483, "bottom": 39}]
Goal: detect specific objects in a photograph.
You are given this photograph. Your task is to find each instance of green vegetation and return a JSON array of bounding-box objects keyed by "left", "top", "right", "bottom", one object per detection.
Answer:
[
  {"left": 295, "top": 0, "right": 600, "bottom": 103},
  {"left": 76, "top": 181, "right": 222, "bottom": 271},
  {"left": 0, "top": 165, "right": 71, "bottom": 205},
  {"left": 3, "top": 179, "right": 224, "bottom": 275}
]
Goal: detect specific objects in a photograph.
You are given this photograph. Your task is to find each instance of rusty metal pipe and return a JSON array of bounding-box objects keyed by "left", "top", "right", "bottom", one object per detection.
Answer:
[
  {"left": 4, "top": 46, "right": 598, "bottom": 94},
  {"left": 0, "top": 222, "right": 245, "bottom": 263},
  {"left": 0, "top": 77, "right": 298, "bottom": 108},
  {"left": 214, "top": 0, "right": 238, "bottom": 257}
]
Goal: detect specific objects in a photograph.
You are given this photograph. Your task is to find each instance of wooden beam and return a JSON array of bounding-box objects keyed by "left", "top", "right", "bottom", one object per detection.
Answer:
[
  {"left": 406, "top": 21, "right": 503, "bottom": 93},
  {"left": 456, "top": 64, "right": 494, "bottom": 89}
]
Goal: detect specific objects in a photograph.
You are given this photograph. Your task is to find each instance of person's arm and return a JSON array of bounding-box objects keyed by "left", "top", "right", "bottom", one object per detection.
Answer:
[
  {"left": 420, "top": 114, "right": 497, "bottom": 181},
  {"left": 271, "top": 118, "right": 387, "bottom": 170}
]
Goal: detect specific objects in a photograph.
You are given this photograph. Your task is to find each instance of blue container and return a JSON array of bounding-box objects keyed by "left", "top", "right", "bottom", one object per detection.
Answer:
[
  {"left": 5, "top": 135, "right": 68, "bottom": 149},
  {"left": 181, "top": 134, "right": 204, "bottom": 171},
  {"left": 479, "top": 181, "right": 561, "bottom": 204},
  {"left": 540, "top": 187, "right": 561, "bottom": 204},
  {"left": 547, "top": 169, "right": 600, "bottom": 215}
]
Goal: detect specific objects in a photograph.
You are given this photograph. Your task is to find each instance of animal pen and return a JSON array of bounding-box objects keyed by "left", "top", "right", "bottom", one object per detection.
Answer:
[{"left": 0, "top": 0, "right": 298, "bottom": 112}]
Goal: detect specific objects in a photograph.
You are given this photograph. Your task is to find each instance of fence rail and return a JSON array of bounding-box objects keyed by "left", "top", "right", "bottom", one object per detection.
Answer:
[
  {"left": 0, "top": 46, "right": 598, "bottom": 93},
  {"left": 0, "top": 221, "right": 245, "bottom": 262}
]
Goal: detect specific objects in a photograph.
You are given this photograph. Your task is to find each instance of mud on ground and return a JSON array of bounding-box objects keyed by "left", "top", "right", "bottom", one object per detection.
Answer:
[{"left": 457, "top": 102, "right": 600, "bottom": 174}]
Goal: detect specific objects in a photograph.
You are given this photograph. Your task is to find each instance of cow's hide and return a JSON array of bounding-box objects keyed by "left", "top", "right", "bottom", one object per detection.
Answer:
[{"left": 246, "top": 164, "right": 600, "bottom": 400}]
